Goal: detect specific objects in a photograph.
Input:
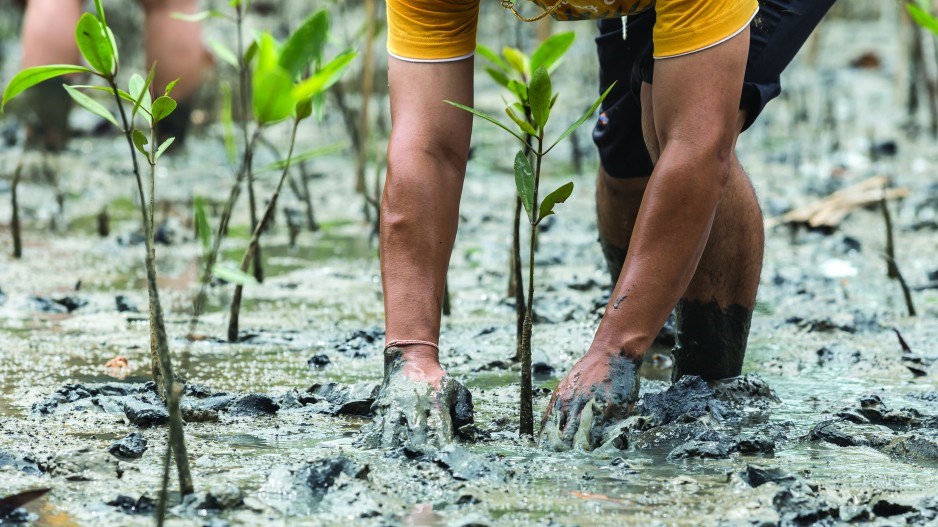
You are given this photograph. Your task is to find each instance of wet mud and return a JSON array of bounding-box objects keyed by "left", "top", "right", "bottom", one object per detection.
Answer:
[{"left": 0, "top": 7, "right": 937, "bottom": 527}]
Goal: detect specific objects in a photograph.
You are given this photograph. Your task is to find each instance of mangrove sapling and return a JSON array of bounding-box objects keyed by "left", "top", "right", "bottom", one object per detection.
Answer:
[
  {"left": 476, "top": 33, "right": 575, "bottom": 363},
  {"left": 448, "top": 66, "right": 613, "bottom": 436},
  {"left": 880, "top": 189, "right": 917, "bottom": 317},
  {"left": 175, "top": 0, "right": 267, "bottom": 284},
  {"left": 225, "top": 18, "right": 357, "bottom": 342},
  {"left": 1, "top": 0, "right": 194, "bottom": 496},
  {"left": 10, "top": 161, "right": 22, "bottom": 259}
]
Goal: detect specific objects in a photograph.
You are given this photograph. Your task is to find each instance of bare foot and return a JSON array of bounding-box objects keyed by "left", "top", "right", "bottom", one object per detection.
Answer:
[
  {"left": 539, "top": 351, "right": 642, "bottom": 451},
  {"left": 358, "top": 346, "right": 473, "bottom": 450}
]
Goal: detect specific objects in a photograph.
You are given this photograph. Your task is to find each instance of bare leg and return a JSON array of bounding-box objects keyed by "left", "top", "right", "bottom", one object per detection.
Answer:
[
  {"left": 139, "top": 0, "right": 208, "bottom": 100},
  {"left": 21, "top": 0, "right": 82, "bottom": 68},
  {"left": 19, "top": 0, "right": 82, "bottom": 151},
  {"left": 360, "top": 57, "right": 476, "bottom": 449}
]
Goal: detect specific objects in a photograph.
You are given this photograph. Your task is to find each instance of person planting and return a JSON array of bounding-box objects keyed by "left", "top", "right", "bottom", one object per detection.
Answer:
[{"left": 368, "top": 0, "right": 835, "bottom": 449}]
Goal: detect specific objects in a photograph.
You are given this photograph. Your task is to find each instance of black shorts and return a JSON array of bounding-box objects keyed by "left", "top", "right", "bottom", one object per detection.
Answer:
[{"left": 592, "top": 0, "right": 836, "bottom": 179}]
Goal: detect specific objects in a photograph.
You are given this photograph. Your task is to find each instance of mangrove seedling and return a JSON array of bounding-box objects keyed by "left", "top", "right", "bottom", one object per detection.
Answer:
[
  {"left": 225, "top": 12, "right": 356, "bottom": 342},
  {"left": 10, "top": 161, "right": 22, "bottom": 259},
  {"left": 476, "top": 32, "right": 575, "bottom": 362},
  {"left": 448, "top": 67, "right": 613, "bottom": 436},
  {"left": 1, "top": 0, "right": 193, "bottom": 498}
]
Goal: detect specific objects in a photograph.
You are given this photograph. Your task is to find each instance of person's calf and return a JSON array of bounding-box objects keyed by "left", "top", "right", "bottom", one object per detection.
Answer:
[{"left": 595, "top": 168, "right": 648, "bottom": 282}]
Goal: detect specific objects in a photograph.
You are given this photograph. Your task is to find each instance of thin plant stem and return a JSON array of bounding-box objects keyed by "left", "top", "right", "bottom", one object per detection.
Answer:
[
  {"left": 881, "top": 191, "right": 916, "bottom": 317},
  {"left": 235, "top": 2, "right": 264, "bottom": 282},
  {"left": 11, "top": 161, "right": 22, "bottom": 259},
  {"left": 228, "top": 119, "right": 300, "bottom": 342},
  {"left": 108, "top": 76, "right": 193, "bottom": 496},
  {"left": 519, "top": 134, "right": 544, "bottom": 437}
]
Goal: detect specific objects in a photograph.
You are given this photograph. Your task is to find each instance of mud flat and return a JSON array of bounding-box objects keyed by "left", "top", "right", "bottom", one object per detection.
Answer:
[{"left": 0, "top": 8, "right": 937, "bottom": 527}]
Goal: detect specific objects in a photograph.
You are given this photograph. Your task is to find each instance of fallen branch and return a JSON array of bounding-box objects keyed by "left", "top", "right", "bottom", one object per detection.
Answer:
[{"left": 766, "top": 176, "right": 909, "bottom": 230}]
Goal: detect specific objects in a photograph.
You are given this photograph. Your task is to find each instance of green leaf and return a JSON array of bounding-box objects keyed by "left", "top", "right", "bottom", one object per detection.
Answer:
[
  {"left": 131, "top": 128, "right": 149, "bottom": 159},
  {"left": 208, "top": 39, "right": 239, "bottom": 68},
  {"left": 171, "top": 10, "right": 229, "bottom": 22},
  {"left": 212, "top": 263, "right": 257, "bottom": 285},
  {"left": 530, "top": 31, "right": 575, "bottom": 74},
  {"left": 484, "top": 67, "right": 511, "bottom": 89},
  {"left": 505, "top": 107, "right": 537, "bottom": 137},
  {"left": 154, "top": 137, "right": 175, "bottom": 161},
  {"left": 243, "top": 40, "right": 259, "bottom": 66},
  {"left": 546, "top": 81, "right": 616, "bottom": 153},
  {"left": 444, "top": 100, "right": 528, "bottom": 146},
  {"left": 220, "top": 82, "right": 237, "bottom": 165},
  {"left": 71, "top": 84, "right": 134, "bottom": 104},
  {"left": 63, "top": 84, "right": 118, "bottom": 127},
  {"left": 151, "top": 96, "right": 177, "bottom": 123},
  {"left": 2, "top": 65, "right": 92, "bottom": 111},
  {"left": 252, "top": 33, "right": 295, "bottom": 124},
  {"left": 476, "top": 44, "right": 509, "bottom": 72},
  {"left": 537, "top": 181, "right": 574, "bottom": 224},
  {"left": 164, "top": 79, "right": 179, "bottom": 97},
  {"left": 256, "top": 142, "right": 346, "bottom": 173},
  {"left": 291, "top": 49, "right": 358, "bottom": 101},
  {"left": 502, "top": 47, "right": 528, "bottom": 77},
  {"left": 513, "top": 150, "right": 535, "bottom": 223},
  {"left": 507, "top": 80, "right": 527, "bottom": 104},
  {"left": 129, "top": 70, "right": 153, "bottom": 124},
  {"left": 193, "top": 196, "right": 212, "bottom": 253},
  {"left": 528, "top": 66, "right": 552, "bottom": 131},
  {"left": 280, "top": 9, "right": 330, "bottom": 78},
  {"left": 907, "top": 3, "right": 938, "bottom": 35},
  {"left": 76, "top": 13, "right": 114, "bottom": 75}
]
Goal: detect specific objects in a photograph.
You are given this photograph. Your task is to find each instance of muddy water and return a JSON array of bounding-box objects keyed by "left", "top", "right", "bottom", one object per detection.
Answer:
[{"left": 1, "top": 9, "right": 937, "bottom": 527}]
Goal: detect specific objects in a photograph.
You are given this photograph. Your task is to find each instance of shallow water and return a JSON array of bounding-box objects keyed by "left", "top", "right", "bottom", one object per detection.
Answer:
[{"left": 1, "top": 6, "right": 937, "bottom": 527}]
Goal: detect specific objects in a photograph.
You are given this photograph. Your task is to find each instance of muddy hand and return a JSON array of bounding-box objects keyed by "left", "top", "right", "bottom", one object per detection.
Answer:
[
  {"left": 539, "top": 352, "right": 641, "bottom": 451},
  {"left": 358, "top": 347, "right": 474, "bottom": 449}
]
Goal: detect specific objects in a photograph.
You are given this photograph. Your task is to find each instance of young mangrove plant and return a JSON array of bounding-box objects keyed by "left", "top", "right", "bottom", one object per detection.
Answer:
[
  {"left": 1, "top": 0, "right": 193, "bottom": 498},
  {"left": 10, "top": 161, "right": 22, "bottom": 259},
  {"left": 448, "top": 67, "right": 613, "bottom": 436},
  {"left": 476, "top": 32, "right": 575, "bottom": 362},
  {"left": 175, "top": 0, "right": 267, "bottom": 282},
  {"left": 225, "top": 12, "right": 356, "bottom": 342}
]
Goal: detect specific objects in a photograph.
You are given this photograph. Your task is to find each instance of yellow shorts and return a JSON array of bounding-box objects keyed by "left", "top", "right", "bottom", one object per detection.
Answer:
[{"left": 387, "top": 0, "right": 759, "bottom": 62}]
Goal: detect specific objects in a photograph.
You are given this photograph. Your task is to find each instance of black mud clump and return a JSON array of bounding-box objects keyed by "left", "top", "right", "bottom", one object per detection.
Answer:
[
  {"left": 433, "top": 444, "right": 508, "bottom": 482},
  {"left": 835, "top": 394, "right": 936, "bottom": 430},
  {"left": 297, "top": 382, "right": 379, "bottom": 416},
  {"left": 106, "top": 495, "right": 156, "bottom": 515},
  {"left": 33, "top": 382, "right": 279, "bottom": 425},
  {"left": 594, "top": 374, "right": 783, "bottom": 457},
  {"left": 738, "top": 465, "right": 837, "bottom": 525},
  {"left": 809, "top": 395, "right": 938, "bottom": 463},
  {"left": 172, "top": 484, "right": 244, "bottom": 516},
  {"left": 334, "top": 327, "right": 384, "bottom": 356},
  {"left": 108, "top": 432, "right": 148, "bottom": 460},
  {"left": 47, "top": 447, "right": 123, "bottom": 481},
  {"left": 262, "top": 456, "right": 377, "bottom": 517},
  {"left": 29, "top": 295, "right": 88, "bottom": 314},
  {"left": 0, "top": 450, "right": 44, "bottom": 476},
  {"left": 357, "top": 347, "right": 474, "bottom": 450}
]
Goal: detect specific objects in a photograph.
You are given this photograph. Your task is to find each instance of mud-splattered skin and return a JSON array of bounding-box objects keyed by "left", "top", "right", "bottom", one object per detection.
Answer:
[
  {"left": 358, "top": 347, "right": 474, "bottom": 449},
  {"left": 539, "top": 353, "right": 642, "bottom": 451},
  {"left": 671, "top": 299, "right": 753, "bottom": 382}
]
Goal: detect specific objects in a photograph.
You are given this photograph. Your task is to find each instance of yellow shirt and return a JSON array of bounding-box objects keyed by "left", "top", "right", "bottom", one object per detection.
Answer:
[{"left": 387, "top": 0, "right": 759, "bottom": 62}]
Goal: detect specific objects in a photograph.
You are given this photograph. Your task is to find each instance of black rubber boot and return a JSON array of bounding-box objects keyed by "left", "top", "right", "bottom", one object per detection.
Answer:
[
  {"left": 598, "top": 235, "right": 628, "bottom": 284},
  {"left": 671, "top": 299, "right": 752, "bottom": 382}
]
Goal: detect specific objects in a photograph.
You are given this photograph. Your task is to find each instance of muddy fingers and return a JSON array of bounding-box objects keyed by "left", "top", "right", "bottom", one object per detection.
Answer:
[
  {"left": 539, "top": 353, "right": 642, "bottom": 451},
  {"left": 358, "top": 348, "right": 474, "bottom": 449}
]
